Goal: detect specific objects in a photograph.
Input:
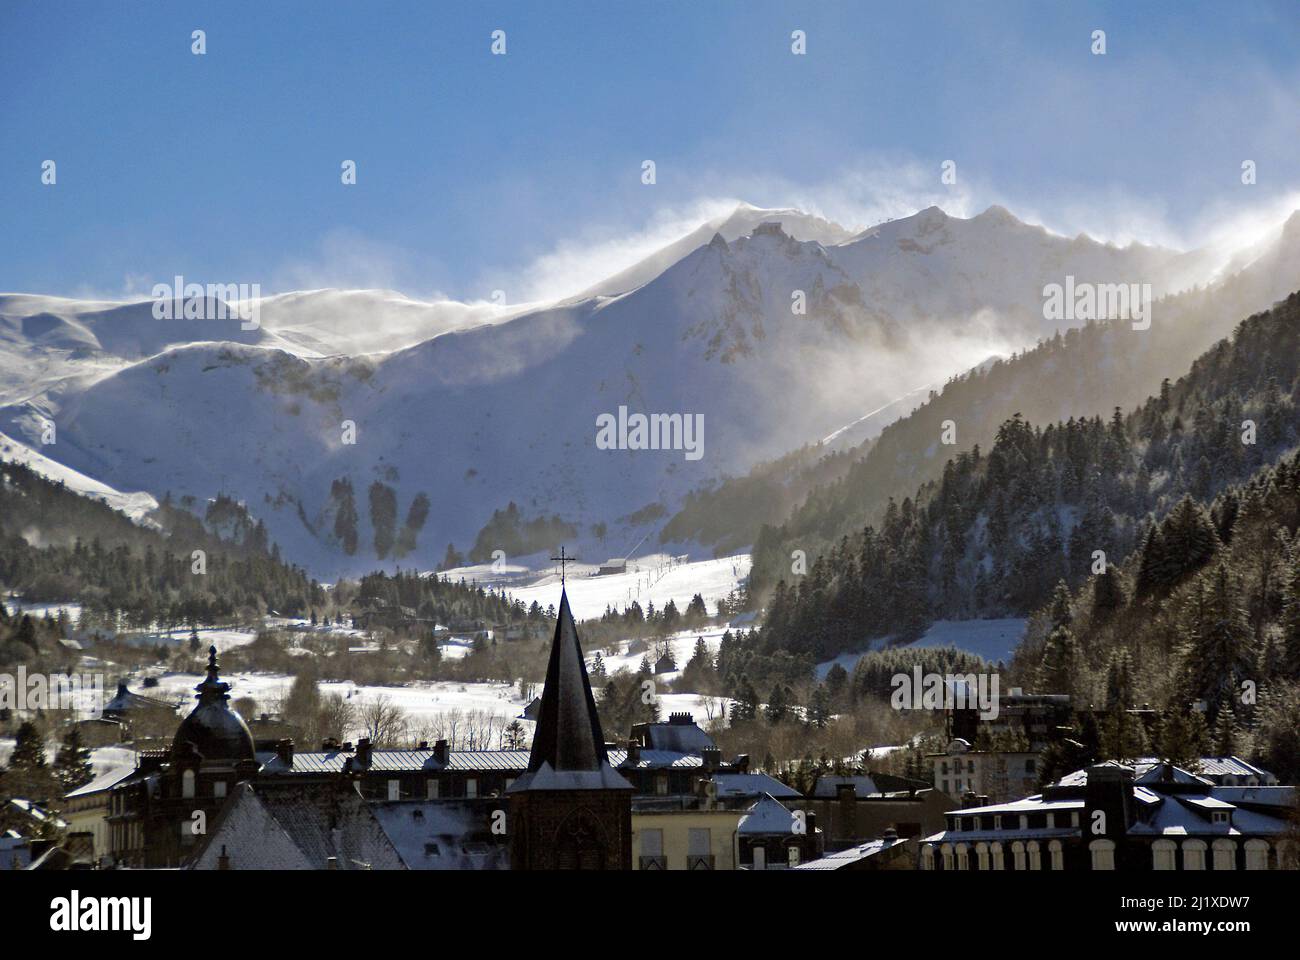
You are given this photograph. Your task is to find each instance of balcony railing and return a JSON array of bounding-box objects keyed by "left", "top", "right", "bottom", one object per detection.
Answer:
[{"left": 639, "top": 855, "right": 667, "bottom": 870}]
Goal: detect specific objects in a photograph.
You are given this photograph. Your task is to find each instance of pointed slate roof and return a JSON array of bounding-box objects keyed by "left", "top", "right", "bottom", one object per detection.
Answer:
[{"left": 508, "top": 590, "right": 630, "bottom": 792}]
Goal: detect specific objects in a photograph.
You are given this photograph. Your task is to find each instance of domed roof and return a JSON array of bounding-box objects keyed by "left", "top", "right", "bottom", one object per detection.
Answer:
[{"left": 171, "top": 646, "right": 255, "bottom": 762}]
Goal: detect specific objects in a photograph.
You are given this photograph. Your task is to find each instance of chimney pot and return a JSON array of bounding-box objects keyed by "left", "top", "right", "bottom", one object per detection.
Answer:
[
  {"left": 701, "top": 746, "right": 721, "bottom": 772},
  {"left": 433, "top": 739, "right": 450, "bottom": 764}
]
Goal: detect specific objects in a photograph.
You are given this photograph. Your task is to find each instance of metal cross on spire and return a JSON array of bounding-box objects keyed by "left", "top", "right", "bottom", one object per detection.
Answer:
[{"left": 550, "top": 546, "right": 578, "bottom": 585}]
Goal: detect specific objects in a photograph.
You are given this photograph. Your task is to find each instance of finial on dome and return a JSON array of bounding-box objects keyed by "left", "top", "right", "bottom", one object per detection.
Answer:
[{"left": 195, "top": 644, "right": 231, "bottom": 703}]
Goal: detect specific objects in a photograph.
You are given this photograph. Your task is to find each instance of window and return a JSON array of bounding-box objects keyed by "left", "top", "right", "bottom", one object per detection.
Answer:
[
  {"left": 687, "top": 828, "right": 713, "bottom": 870},
  {"left": 688, "top": 828, "right": 711, "bottom": 856},
  {"left": 967, "top": 760, "right": 975, "bottom": 773},
  {"left": 640, "top": 829, "right": 663, "bottom": 856},
  {"left": 388, "top": 779, "right": 400, "bottom": 800},
  {"left": 427, "top": 779, "right": 440, "bottom": 799},
  {"left": 787, "top": 846, "right": 801, "bottom": 868},
  {"left": 465, "top": 778, "right": 478, "bottom": 798},
  {"left": 1152, "top": 840, "right": 1176, "bottom": 870},
  {"left": 639, "top": 829, "right": 665, "bottom": 870},
  {"left": 213, "top": 780, "right": 227, "bottom": 799},
  {"left": 1086, "top": 837, "right": 1118, "bottom": 868},
  {"left": 752, "top": 846, "right": 767, "bottom": 870},
  {"left": 941, "top": 761, "right": 949, "bottom": 775},
  {"left": 1025, "top": 759, "right": 1036, "bottom": 773},
  {"left": 181, "top": 769, "right": 195, "bottom": 799},
  {"left": 655, "top": 774, "right": 669, "bottom": 796},
  {"left": 1244, "top": 839, "right": 1269, "bottom": 871},
  {"left": 1212, "top": 838, "right": 1237, "bottom": 871}
]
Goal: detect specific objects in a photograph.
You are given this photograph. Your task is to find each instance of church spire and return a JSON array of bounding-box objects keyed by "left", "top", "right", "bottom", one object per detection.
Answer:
[
  {"left": 508, "top": 587, "right": 632, "bottom": 869},
  {"left": 526, "top": 589, "right": 608, "bottom": 772}
]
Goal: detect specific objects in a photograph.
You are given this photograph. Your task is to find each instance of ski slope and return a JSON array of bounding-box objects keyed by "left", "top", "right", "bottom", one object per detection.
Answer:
[{"left": 506, "top": 552, "right": 750, "bottom": 621}]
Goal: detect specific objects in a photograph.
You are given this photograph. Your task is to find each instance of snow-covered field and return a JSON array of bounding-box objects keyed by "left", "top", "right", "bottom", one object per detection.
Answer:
[
  {"left": 593, "top": 624, "right": 730, "bottom": 678},
  {"left": 503, "top": 552, "right": 750, "bottom": 621},
  {"left": 1, "top": 599, "right": 83, "bottom": 622},
  {"left": 121, "top": 627, "right": 261, "bottom": 650},
  {"left": 816, "top": 617, "right": 1027, "bottom": 679},
  {"left": 908, "top": 618, "right": 1026, "bottom": 663},
  {"left": 143, "top": 670, "right": 532, "bottom": 745}
]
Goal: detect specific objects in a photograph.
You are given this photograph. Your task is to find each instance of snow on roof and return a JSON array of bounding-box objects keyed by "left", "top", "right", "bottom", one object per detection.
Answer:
[
  {"left": 636, "top": 718, "right": 716, "bottom": 754},
  {"left": 371, "top": 801, "right": 509, "bottom": 871},
  {"left": 711, "top": 773, "right": 801, "bottom": 799},
  {"left": 945, "top": 796, "right": 1084, "bottom": 817},
  {"left": 811, "top": 775, "right": 883, "bottom": 798},
  {"left": 506, "top": 761, "right": 633, "bottom": 793},
  {"left": 188, "top": 783, "right": 405, "bottom": 870},
  {"left": 737, "top": 794, "right": 801, "bottom": 835},
  {"left": 794, "top": 835, "right": 909, "bottom": 870},
  {"left": 64, "top": 764, "right": 135, "bottom": 799}
]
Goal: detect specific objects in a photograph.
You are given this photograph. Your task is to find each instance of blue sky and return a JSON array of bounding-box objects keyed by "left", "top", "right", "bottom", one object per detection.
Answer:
[{"left": 2, "top": 0, "right": 1298, "bottom": 301}]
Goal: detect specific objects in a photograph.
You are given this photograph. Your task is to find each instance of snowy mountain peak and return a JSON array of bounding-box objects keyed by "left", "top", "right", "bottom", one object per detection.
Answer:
[{"left": 974, "top": 203, "right": 1018, "bottom": 224}]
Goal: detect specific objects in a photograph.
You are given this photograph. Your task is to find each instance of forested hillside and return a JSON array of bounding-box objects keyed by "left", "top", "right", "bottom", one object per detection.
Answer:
[
  {"left": 757, "top": 291, "right": 1300, "bottom": 663},
  {"left": 687, "top": 219, "right": 1300, "bottom": 599},
  {"left": 0, "top": 461, "right": 325, "bottom": 628}
]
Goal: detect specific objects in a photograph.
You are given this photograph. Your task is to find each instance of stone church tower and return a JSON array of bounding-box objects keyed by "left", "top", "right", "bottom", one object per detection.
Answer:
[{"left": 508, "top": 589, "right": 632, "bottom": 869}]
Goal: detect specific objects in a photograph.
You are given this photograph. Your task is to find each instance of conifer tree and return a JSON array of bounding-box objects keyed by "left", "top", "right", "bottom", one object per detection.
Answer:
[{"left": 54, "top": 727, "right": 94, "bottom": 791}]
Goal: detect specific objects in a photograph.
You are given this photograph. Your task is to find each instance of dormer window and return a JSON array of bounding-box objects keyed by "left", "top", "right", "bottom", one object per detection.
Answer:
[{"left": 1212, "top": 810, "right": 1230, "bottom": 824}]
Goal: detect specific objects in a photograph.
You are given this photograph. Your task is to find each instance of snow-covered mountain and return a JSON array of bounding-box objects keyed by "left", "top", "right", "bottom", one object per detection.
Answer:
[{"left": 0, "top": 203, "right": 1287, "bottom": 578}]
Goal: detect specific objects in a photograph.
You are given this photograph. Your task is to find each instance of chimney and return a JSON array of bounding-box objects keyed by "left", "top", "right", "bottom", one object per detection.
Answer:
[
  {"left": 669, "top": 712, "right": 692, "bottom": 725},
  {"left": 836, "top": 783, "right": 857, "bottom": 840},
  {"left": 626, "top": 738, "right": 641, "bottom": 765},
  {"left": 217, "top": 844, "right": 230, "bottom": 870},
  {"left": 275, "top": 738, "right": 294, "bottom": 767},
  {"left": 1085, "top": 764, "right": 1135, "bottom": 837},
  {"left": 418, "top": 741, "right": 429, "bottom": 750},
  {"left": 882, "top": 826, "right": 899, "bottom": 842},
  {"left": 321, "top": 737, "right": 340, "bottom": 751},
  {"left": 433, "top": 739, "right": 450, "bottom": 764},
  {"left": 342, "top": 741, "right": 353, "bottom": 753},
  {"left": 325, "top": 856, "right": 339, "bottom": 870},
  {"left": 735, "top": 753, "right": 750, "bottom": 774},
  {"left": 356, "top": 737, "right": 373, "bottom": 767},
  {"left": 701, "top": 746, "right": 721, "bottom": 773}
]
